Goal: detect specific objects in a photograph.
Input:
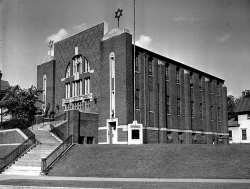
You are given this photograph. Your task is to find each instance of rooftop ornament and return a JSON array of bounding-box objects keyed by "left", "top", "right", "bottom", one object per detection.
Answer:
[{"left": 115, "top": 8, "right": 123, "bottom": 27}]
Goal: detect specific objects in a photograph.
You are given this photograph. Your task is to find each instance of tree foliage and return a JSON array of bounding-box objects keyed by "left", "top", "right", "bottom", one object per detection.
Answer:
[
  {"left": 0, "top": 85, "right": 43, "bottom": 127},
  {"left": 227, "top": 95, "right": 238, "bottom": 120}
]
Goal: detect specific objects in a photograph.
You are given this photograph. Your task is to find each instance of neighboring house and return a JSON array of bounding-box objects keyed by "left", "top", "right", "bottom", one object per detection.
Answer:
[{"left": 229, "top": 96, "right": 250, "bottom": 143}]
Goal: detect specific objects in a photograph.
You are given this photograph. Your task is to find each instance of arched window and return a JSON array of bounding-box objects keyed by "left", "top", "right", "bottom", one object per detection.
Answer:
[
  {"left": 84, "top": 57, "right": 90, "bottom": 73},
  {"left": 65, "top": 63, "right": 70, "bottom": 78},
  {"left": 43, "top": 75, "right": 47, "bottom": 110}
]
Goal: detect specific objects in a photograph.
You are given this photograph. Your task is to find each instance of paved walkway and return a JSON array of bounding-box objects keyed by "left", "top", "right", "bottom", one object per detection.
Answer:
[{"left": 1, "top": 175, "right": 250, "bottom": 183}]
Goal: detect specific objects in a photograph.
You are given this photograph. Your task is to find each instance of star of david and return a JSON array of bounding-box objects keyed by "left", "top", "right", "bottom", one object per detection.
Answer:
[{"left": 115, "top": 8, "right": 123, "bottom": 27}]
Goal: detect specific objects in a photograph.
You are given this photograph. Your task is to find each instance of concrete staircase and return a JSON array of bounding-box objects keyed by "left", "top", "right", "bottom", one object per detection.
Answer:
[{"left": 1, "top": 124, "right": 62, "bottom": 176}]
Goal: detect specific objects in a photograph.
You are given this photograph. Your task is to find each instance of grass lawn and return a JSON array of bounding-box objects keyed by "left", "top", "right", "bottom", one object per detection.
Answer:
[
  {"left": 0, "top": 145, "right": 19, "bottom": 158},
  {"left": 47, "top": 143, "right": 250, "bottom": 179},
  {"left": 1, "top": 180, "right": 250, "bottom": 189}
]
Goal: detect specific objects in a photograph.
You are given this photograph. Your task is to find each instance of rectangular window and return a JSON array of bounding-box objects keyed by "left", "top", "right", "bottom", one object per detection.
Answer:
[
  {"left": 84, "top": 78, "right": 90, "bottom": 94},
  {"left": 84, "top": 58, "right": 90, "bottom": 73},
  {"left": 190, "top": 73, "right": 193, "bottom": 86},
  {"left": 177, "top": 98, "right": 180, "bottom": 116},
  {"left": 229, "top": 131, "right": 232, "bottom": 141},
  {"left": 135, "top": 55, "right": 139, "bottom": 72},
  {"left": 132, "top": 130, "right": 140, "bottom": 139},
  {"left": 72, "top": 80, "right": 82, "bottom": 97},
  {"left": 65, "top": 83, "right": 70, "bottom": 98},
  {"left": 199, "top": 76, "right": 202, "bottom": 91},
  {"left": 85, "top": 99, "right": 91, "bottom": 111},
  {"left": 242, "top": 129, "right": 247, "bottom": 140},
  {"left": 217, "top": 84, "right": 220, "bottom": 96},
  {"left": 211, "top": 106, "right": 213, "bottom": 120},
  {"left": 135, "top": 89, "right": 140, "bottom": 109},
  {"left": 167, "top": 96, "right": 170, "bottom": 114},
  {"left": 165, "top": 65, "right": 169, "bottom": 81},
  {"left": 201, "top": 134, "right": 205, "bottom": 143},
  {"left": 178, "top": 132, "right": 183, "bottom": 143},
  {"left": 149, "top": 91, "right": 154, "bottom": 111},
  {"left": 87, "top": 137, "right": 94, "bottom": 144},
  {"left": 200, "top": 103, "right": 203, "bottom": 119},
  {"left": 148, "top": 59, "right": 153, "bottom": 76},
  {"left": 176, "top": 69, "right": 180, "bottom": 84},
  {"left": 210, "top": 80, "right": 213, "bottom": 94},
  {"left": 191, "top": 101, "right": 194, "bottom": 118},
  {"left": 218, "top": 107, "right": 221, "bottom": 122}
]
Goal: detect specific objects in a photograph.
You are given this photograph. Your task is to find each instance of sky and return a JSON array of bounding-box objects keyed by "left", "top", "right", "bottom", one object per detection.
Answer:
[{"left": 0, "top": 0, "right": 250, "bottom": 98}]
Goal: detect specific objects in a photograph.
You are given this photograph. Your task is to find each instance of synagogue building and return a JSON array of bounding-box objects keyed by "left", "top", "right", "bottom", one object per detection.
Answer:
[{"left": 37, "top": 22, "right": 228, "bottom": 145}]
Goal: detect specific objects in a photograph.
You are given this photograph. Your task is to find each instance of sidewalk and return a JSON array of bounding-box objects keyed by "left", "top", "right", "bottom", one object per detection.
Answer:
[{"left": 1, "top": 175, "right": 250, "bottom": 183}]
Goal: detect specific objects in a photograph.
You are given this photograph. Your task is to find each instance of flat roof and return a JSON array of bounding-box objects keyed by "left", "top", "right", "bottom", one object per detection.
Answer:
[{"left": 135, "top": 45, "right": 225, "bottom": 83}]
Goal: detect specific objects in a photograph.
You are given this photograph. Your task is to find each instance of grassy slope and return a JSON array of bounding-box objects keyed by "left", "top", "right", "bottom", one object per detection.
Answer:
[
  {"left": 48, "top": 144, "right": 250, "bottom": 179},
  {"left": 0, "top": 145, "right": 19, "bottom": 158}
]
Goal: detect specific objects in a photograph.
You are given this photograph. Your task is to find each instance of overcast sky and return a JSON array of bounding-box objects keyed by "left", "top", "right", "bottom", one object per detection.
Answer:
[{"left": 0, "top": 0, "right": 250, "bottom": 97}]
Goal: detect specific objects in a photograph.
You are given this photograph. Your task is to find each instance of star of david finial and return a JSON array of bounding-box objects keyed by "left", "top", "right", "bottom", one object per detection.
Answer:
[
  {"left": 115, "top": 8, "right": 123, "bottom": 27},
  {"left": 48, "top": 40, "right": 54, "bottom": 56}
]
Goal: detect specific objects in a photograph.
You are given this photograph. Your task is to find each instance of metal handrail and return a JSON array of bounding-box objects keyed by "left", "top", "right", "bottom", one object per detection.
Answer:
[
  {"left": 0, "top": 134, "right": 36, "bottom": 172},
  {"left": 41, "top": 135, "right": 73, "bottom": 173}
]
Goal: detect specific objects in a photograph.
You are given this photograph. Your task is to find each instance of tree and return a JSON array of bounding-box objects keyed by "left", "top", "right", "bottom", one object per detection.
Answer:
[
  {"left": 227, "top": 95, "right": 239, "bottom": 120},
  {"left": 0, "top": 85, "right": 43, "bottom": 127}
]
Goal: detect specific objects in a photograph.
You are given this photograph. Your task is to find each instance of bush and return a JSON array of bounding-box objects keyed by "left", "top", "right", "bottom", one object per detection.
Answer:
[{"left": 0, "top": 119, "right": 30, "bottom": 130}]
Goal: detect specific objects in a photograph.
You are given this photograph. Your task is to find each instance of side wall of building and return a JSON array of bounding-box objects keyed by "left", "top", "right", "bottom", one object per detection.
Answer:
[
  {"left": 134, "top": 49, "right": 228, "bottom": 144},
  {"left": 37, "top": 60, "right": 55, "bottom": 113}
]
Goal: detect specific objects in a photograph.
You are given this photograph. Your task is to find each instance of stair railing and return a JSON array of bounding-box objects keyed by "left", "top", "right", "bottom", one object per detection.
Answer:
[
  {"left": 0, "top": 132, "right": 36, "bottom": 172},
  {"left": 41, "top": 135, "right": 73, "bottom": 174}
]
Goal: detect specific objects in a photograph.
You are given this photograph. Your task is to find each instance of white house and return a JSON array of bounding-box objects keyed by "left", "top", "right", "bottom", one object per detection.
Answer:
[{"left": 228, "top": 96, "right": 250, "bottom": 143}]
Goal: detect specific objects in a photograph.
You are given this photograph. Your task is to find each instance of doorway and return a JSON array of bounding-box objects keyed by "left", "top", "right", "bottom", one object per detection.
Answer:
[{"left": 109, "top": 121, "right": 117, "bottom": 144}]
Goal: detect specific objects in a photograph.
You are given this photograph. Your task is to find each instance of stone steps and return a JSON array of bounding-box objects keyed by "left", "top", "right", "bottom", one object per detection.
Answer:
[{"left": 1, "top": 125, "right": 62, "bottom": 176}]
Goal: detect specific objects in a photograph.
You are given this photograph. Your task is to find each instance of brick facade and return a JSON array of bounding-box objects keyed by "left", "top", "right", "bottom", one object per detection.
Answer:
[{"left": 37, "top": 22, "right": 228, "bottom": 145}]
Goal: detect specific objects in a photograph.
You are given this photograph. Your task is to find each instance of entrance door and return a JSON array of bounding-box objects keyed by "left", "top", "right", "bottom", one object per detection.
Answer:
[{"left": 109, "top": 122, "right": 117, "bottom": 144}]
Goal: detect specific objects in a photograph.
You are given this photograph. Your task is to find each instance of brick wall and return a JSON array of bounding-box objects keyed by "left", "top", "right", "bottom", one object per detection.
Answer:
[
  {"left": 54, "top": 22, "right": 106, "bottom": 116},
  {"left": 99, "top": 32, "right": 133, "bottom": 127},
  {"left": 37, "top": 60, "right": 55, "bottom": 112}
]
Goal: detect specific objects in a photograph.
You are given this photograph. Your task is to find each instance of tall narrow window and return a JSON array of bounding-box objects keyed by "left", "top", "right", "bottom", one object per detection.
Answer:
[
  {"left": 110, "top": 52, "right": 115, "bottom": 118},
  {"left": 135, "top": 89, "right": 140, "bottom": 109},
  {"left": 84, "top": 78, "right": 90, "bottom": 94},
  {"left": 199, "top": 76, "right": 202, "bottom": 91},
  {"left": 66, "top": 64, "right": 70, "bottom": 78},
  {"left": 43, "top": 75, "right": 47, "bottom": 106},
  {"left": 177, "top": 98, "right": 181, "bottom": 116},
  {"left": 73, "top": 55, "right": 82, "bottom": 74},
  {"left": 211, "top": 106, "right": 213, "bottom": 120},
  {"left": 190, "top": 72, "right": 193, "bottom": 86},
  {"left": 84, "top": 58, "right": 90, "bottom": 73},
  {"left": 167, "top": 96, "right": 170, "bottom": 114},
  {"left": 135, "top": 55, "right": 139, "bottom": 72},
  {"left": 65, "top": 83, "right": 70, "bottom": 98},
  {"left": 165, "top": 64, "right": 169, "bottom": 81},
  {"left": 191, "top": 101, "right": 194, "bottom": 118},
  {"left": 210, "top": 79, "right": 213, "bottom": 94},
  {"left": 200, "top": 103, "right": 203, "bottom": 119},
  {"left": 148, "top": 58, "right": 153, "bottom": 76},
  {"left": 176, "top": 68, "right": 180, "bottom": 84},
  {"left": 218, "top": 107, "right": 221, "bottom": 122},
  {"left": 242, "top": 129, "right": 247, "bottom": 140},
  {"left": 217, "top": 83, "right": 220, "bottom": 96}
]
